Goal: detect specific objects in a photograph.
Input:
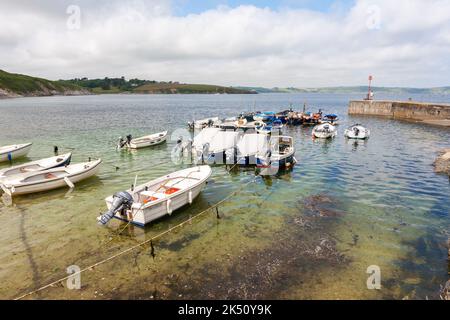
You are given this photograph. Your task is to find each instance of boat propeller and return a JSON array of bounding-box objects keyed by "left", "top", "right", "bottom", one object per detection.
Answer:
[{"left": 97, "top": 191, "right": 134, "bottom": 225}]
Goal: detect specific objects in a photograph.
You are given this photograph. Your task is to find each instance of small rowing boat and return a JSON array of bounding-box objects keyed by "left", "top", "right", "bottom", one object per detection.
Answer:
[
  {"left": 0, "top": 153, "right": 72, "bottom": 181},
  {"left": 98, "top": 165, "right": 212, "bottom": 226},
  {"left": 312, "top": 122, "right": 337, "bottom": 139},
  {"left": 0, "top": 158, "right": 102, "bottom": 196},
  {"left": 344, "top": 124, "right": 370, "bottom": 139},
  {"left": 119, "top": 131, "right": 168, "bottom": 149},
  {"left": 0, "top": 143, "right": 32, "bottom": 162}
]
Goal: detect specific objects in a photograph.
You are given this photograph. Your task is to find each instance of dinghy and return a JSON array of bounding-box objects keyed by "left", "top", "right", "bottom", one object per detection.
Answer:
[
  {"left": 312, "top": 123, "right": 337, "bottom": 139},
  {"left": 0, "top": 153, "right": 72, "bottom": 181},
  {"left": 257, "top": 136, "right": 296, "bottom": 168},
  {"left": 0, "top": 143, "right": 32, "bottom": 162},
  {"left": 0, "top": 158, "right": 102, "bottom": 196},
  {"left": 120, "top": 131, "right": 168, "bottom": 149},
  {"left": 98, "top": 165, "right": 212, "bottom": 226},
  {"left": 344, "top": 124, "right": 370, "bottom": 139}
]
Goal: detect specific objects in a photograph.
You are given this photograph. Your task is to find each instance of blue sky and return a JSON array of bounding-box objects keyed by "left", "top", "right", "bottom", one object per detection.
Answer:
[{"left": 173, "top": 0, "right": 356, "bottom": 15}]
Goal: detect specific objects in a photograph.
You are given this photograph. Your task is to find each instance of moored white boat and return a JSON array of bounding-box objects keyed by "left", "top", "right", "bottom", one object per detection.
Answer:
[
  {"left": 195, "top": 131, "right": 241, "bottom": 164},
  {"left": 257, "top": 136, "right": 296, "bottom": 169},
  {"left": 0, "top": 158, "right": 102, "bottom": 196},
  {"left": 0, "top": 153, "right": 72, "bottom": 181},
  {"left": 344, "top": 124, "right": 370, "bottom": 139},
  {"left": 312, "top": 123, "right": 337, "bottom": 139},
  {"left": 128, "top": 131, "right": 168, "bottom": 149},
  {"left": 0, "top": 143, "right": 32, "bottom": 162},
  {"left": 98, "top": 165, "right": 212, "bottom": 226},
  {"left": 228, "top": 133, "right": 270, "bottom": 165}
]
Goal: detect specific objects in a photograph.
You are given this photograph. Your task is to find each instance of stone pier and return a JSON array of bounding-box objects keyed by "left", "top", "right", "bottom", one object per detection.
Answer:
[{"left": 348, "top": 100, "right": 450, "bottom": 126}]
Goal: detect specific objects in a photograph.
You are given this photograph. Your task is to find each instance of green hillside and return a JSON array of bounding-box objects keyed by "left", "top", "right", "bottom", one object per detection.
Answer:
[
  {"left": 63, "top": 77, "right": 257, "bottom": 94},
  {"left": 0, "top": 69, "right": 86, "bottom": 97},
  {"left": 133, "top": 83, "right": 256, "bottom": 94}
]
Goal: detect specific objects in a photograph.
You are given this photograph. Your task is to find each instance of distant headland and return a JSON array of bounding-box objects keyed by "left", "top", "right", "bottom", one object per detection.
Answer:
[
  {"left": 0, "top": 70, "right": 256, "bottom": 98},
  {"left": 1, "top": 69, "right": 449, "bottom": 99}
]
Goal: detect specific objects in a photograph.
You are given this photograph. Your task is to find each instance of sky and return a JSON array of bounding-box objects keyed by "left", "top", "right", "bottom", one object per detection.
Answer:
[{"left": 0, "top": 0, "right": 449, "bottom": 88}]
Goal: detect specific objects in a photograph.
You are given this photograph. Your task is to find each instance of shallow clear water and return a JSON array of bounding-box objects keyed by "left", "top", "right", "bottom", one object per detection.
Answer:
[{"left": 0, "top": 93, "right": 449, "bottom": 300}]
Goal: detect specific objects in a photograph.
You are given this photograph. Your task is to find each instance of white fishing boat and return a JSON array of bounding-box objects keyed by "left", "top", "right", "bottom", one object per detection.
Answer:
[
  {"left": 127, "top": 131, "right": 168, "bottom": 149},
  {"left": 257, "top": 136, "right": 296, "bottom": 168},
  {"left": 227, "top": 133, "right": 269, "bottom": 165},
  {"left": 344, "top": 124, "right": 370, "bottom": 139},
  {"left": 0, "top": 153, "right": 72, "bottom": 181},
  {"left": 0, "top": 143, "right": 32, "bottom": 162},
  {"left": 192, "top": 127, "right": 221, "bottom": 150},
  {"left": 312, "top": 123, "right": 337, "bottom": 139},
  {"left": 98, "top": 165, "right": 212, "bottom": 226},
  {"left": 0, "top": 159, "right": 102, "bottom": 196},
  {"left": 194, "top": 117, "right": 220, "bottom": 129},
  {"left": 196, "top": 131, "right": 241, "bottom": 164}
]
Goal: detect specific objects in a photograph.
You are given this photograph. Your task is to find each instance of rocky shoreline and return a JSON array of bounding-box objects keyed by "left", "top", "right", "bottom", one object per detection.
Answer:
[
  {"left": 434, "top": 149, "right": 450, "bottom": 175},
  {"left": 0, "top": 87, "right": 91, "bottom": 99}
]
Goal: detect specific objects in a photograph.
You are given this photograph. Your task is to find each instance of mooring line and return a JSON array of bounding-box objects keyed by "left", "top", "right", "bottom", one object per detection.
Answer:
[{"left": 14, "top": 176, "right": 259, "bottom": 300}]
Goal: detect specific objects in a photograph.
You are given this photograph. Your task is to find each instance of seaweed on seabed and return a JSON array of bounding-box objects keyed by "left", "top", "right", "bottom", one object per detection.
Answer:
[
  {"left": 161, "top": 194, "right": 349, "bottom": 300},
  {"left": 300, "top": 193, "right": 346, "bottom": 218}
]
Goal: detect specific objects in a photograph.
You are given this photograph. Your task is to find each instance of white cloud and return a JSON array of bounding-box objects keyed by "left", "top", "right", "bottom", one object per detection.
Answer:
[{"left": 0, "top": 0, "right": 449, "bottom": 87}]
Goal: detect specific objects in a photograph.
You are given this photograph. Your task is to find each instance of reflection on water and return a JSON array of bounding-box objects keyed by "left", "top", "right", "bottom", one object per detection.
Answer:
[{"left": 0, "top": 93, "right": 449, "bottom": 300}]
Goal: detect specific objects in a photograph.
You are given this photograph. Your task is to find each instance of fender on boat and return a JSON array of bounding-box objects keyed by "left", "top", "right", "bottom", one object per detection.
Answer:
[
  {"left": 188, "top": 190, "right": 193, "bottom": 204},
  {"left": 167, "top": 199, "right": 173, "bottom": 214}
]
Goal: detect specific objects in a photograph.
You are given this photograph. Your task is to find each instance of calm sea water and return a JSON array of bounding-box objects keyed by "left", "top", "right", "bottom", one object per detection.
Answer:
[{"left": 0, "top": 93, "right": 449, "bottom": 299}]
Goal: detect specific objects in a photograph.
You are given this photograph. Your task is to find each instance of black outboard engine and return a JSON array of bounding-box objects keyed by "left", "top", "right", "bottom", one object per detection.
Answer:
[
  {"left": 97, "top": 191, "right": 134, "bottom": 225},
  {"left": 126, "top": 134, "right": 133, "bottom": 146}
]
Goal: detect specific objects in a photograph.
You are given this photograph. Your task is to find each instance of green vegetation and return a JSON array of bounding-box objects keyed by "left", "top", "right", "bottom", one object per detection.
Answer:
[
  {"left": 0, "top": 69, "right": 84, "bottom": 96},
  {"left": 62, "top": 77, "right": 256, "bottom": 94},
  {"left": 134, "top": 83, "right": 256, "bottom": 94}
]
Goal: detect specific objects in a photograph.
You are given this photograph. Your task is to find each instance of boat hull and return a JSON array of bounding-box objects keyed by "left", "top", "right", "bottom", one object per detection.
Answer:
[
  {"left": 129, "top": 134, "right": 167, "bottom": 149},
  {"left": 0, "top": 143, "right": 32, "bottom": 162},
  {"left": 1, "top": 159, "right": 101, "bottom": 196},
  {"left": 111, "top": 181, "right": 208, "bottom": 226},
  {"left": 0, "top": 153, "right": 72, "bottom": 181},
  {"left": 106, "top": 166, "right": 212, "bottom": 226},
  {"left": 344, "top": 126, "right": 370, "bottom": 139}
]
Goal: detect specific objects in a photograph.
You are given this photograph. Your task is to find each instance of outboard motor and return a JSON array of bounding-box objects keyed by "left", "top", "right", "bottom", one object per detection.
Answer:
[
  {"left": 117, "top": 136, "right": 126, "bottom": 149},
  {"left": 126, "top": 134, "right": 133, "bottom": 146},
  {"left": 97, "top": 191, "right": 134, "bottom": 225}
]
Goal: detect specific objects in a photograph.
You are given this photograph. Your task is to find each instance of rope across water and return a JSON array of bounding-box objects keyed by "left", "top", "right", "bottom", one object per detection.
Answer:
[{"left": 14, "top": 175, "right": 259, "bottom": 300}]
